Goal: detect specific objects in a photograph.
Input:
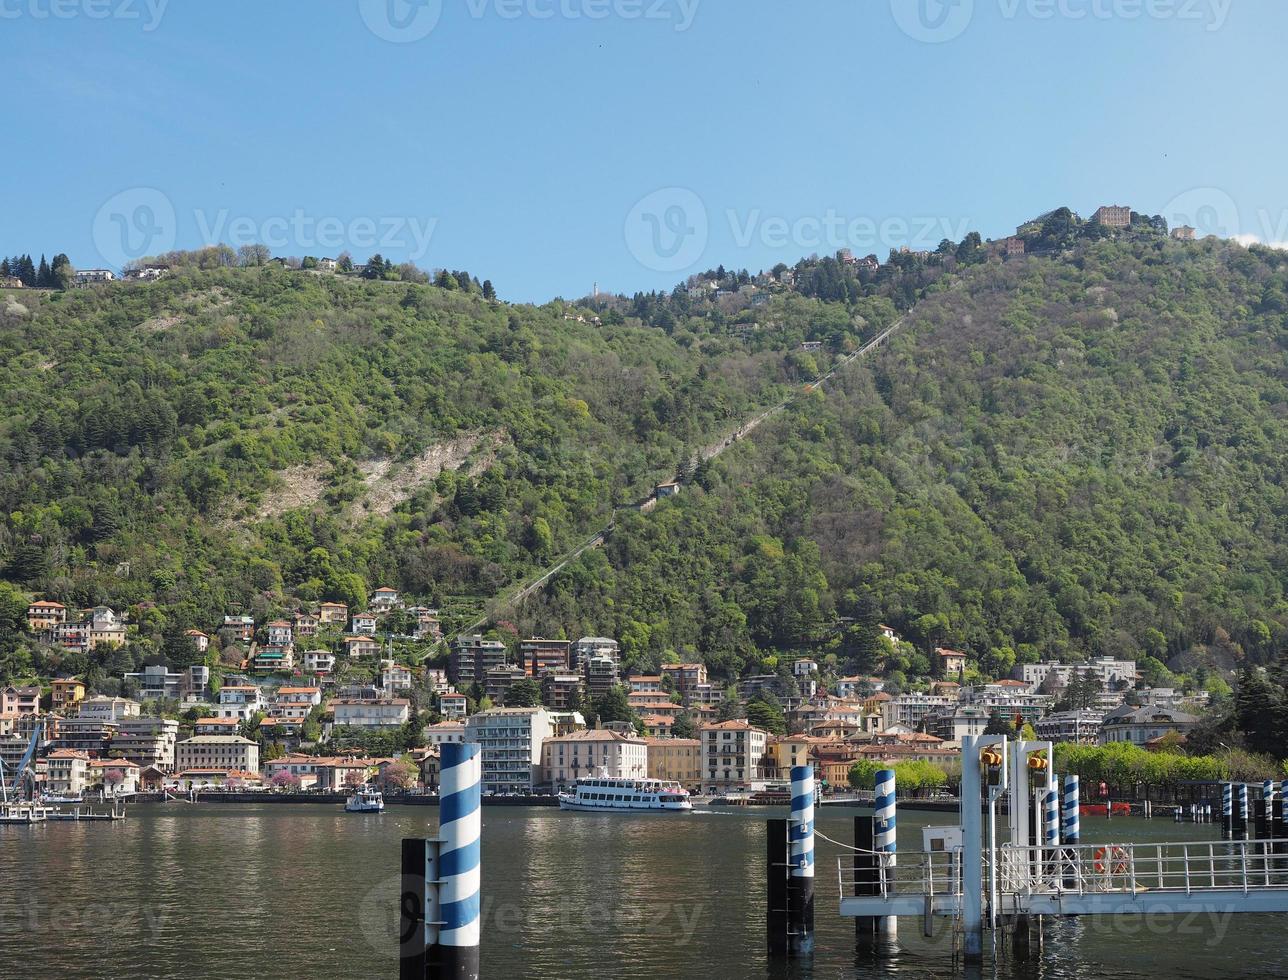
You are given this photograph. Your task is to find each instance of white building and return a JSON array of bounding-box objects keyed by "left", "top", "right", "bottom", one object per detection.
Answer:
[
  {"left": 214, "top": 685, "right": 268, "bottom": 720},
  {"left": 1035, "top": 710, "right": 1105, "bottom": 745},
  {"left": 424, "top": 721, "right": 466, "bottom": 746},
  {"left": 76, "top": 695, "right": 141, "bottom": 722},
  {"left": 112, "top": 717, "right": 180, "bottom": 771},
  {"left": 439, "top": 692, "right": 468, "bottom": 719},
  {"left": 174, "top": 735, "right": 260, "bottom": 773},
  {"left": 541, "top": 730, "right": 648, "bottom": 789},
  {"left": 880, "top": 695, "right": 955, "bottom": 732},
  {"left": 303, "top": 650, "right": 336, "bottom": 674},
  {"left": 572, "top": 636, "right": 619, "bottom": 670},
  {"left": 73, "top": 268, "right": 115, "bottom": 286},
  {"left": 332, "top": 698, "right": 411, "bottom": 728},
  {"left": 699, "top": 721, "right": 769, "bottom": 793},
  {"left": 1100, "top": 706, "right": 1199, "bottom": 746},
  {"left": 464, "top": 706, "right": 554, "bottom": 795}
]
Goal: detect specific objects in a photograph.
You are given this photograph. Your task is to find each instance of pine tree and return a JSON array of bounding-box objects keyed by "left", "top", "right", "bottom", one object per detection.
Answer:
[
  {"left": 482, "top": 280, "right": 496, "bottom": 301},
  {"left": 36, "top": 255, "right": 50, "bottom": 288}
]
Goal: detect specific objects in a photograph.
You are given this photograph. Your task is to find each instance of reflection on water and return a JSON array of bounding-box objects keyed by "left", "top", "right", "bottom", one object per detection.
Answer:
[{"left": 0, "top": 803, "right": 1283, "bottom": 978}]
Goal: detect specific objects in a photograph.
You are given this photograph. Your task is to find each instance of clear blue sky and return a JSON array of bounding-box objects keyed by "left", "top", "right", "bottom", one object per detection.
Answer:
[{"left": 4, "top": 0, "right": 1285, "bottom": 301}]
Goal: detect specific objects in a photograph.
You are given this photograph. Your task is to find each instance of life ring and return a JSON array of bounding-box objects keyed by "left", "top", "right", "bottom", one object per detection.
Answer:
[{"left": 1094, "top": 846, "right": 1129, "bottom": 874}]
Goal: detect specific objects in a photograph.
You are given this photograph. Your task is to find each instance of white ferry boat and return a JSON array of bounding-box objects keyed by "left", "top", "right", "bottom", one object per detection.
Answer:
[
  {"left": 558, "top": 774, "right": 692, "bottom": 812},
  {"left": 344, "top": 786, "right": 385, "bottom": 813}
]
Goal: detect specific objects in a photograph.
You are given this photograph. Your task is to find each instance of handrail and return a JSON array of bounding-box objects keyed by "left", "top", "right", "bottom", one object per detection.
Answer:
[{"left": 840, "top": 838, "right": 1288, "bottom": 907}]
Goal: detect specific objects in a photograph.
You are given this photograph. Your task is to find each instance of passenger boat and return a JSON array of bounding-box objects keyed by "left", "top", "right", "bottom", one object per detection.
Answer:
[
  {"left": 558, "top": 774, "right": 692, "bottom": 812},
  {"left": 41, "top": 793, "right": 83, "bottom": 805},
  {"left": 344, "top": 786, "right": 385, "bottom": 813}
]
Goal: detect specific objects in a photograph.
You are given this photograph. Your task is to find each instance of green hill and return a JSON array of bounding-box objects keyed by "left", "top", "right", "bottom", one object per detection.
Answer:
[
  {"left": 522, "top": 235, "right": 1288, "bottom": 688},
  {"left": 2, "top": 228, "right": 1287, "bottom": 696}
]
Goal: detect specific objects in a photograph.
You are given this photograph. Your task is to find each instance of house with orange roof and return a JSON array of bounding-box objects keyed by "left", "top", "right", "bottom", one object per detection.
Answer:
[
  {"left": 26, "top": 599, "right": 67, "bottom": 631},
  {"left": 88, "top": 758, "right": 141, "bottom": 794},
  {"left": 317, "top": 601, "right": 349, "bottom": 625},
  {"left": 46, "top": 749, "right": 91, "bottom": 795},
  {"left": 370, "top": 586, "right": 401, "bottom": 610},
  {"left": 194, "top": 717, "right": 240, "bottom": 736}
]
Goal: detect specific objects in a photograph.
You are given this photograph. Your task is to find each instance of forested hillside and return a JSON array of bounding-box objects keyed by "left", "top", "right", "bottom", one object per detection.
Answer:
[
  {"left": 2, "top": 227, "right": 1287, "bottom": 698},
  {"left": 0, "top": 261, "right": 890, "bottom": 682},
  {"left": 521, "top": 235, "right": 1288, "bottom": 691}
]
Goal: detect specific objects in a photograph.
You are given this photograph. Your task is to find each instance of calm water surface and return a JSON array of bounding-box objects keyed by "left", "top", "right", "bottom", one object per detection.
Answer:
[{"left": 0, "top": 802, "right": 1283, "bottom": 979}]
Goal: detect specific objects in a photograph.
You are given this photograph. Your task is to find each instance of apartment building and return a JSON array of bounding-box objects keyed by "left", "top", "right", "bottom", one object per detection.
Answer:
[{"left": 464, "top": 707, "right": 554, "bottom": 795}]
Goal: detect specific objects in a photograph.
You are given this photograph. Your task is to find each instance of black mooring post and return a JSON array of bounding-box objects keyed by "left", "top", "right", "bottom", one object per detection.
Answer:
[
  {"left": 1256, "top": 800, "right": 1270, "bottom": 842},
  {"left": 853, "top": 815, "right": 878, "bottom": 945},
  {"left": 767, "top": 818, "right": 789, "bottom": 958},
  {"left": 401, "top": 838, "right": 429, "bottom": 980}
]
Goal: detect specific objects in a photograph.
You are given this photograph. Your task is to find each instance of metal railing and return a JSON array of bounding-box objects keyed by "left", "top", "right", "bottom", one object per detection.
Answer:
[
  {"left": 996, "top": 839, "right": 1288, "bottom": 897},
  {"left": 838, "top": 839, "right": 1288, "bottom": 905},
  {"left": 837, "top": 848, "right": 963, "bottom": 901}
]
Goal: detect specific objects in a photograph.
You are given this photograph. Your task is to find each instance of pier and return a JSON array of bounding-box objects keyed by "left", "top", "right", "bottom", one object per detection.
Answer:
[{"left": 834, "top": 734, "right": 1288, "bottom": 963}]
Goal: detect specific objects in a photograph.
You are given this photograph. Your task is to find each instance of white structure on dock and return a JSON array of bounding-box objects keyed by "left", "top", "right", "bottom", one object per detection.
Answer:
[{"left": 836, "top": 735, "right": 1288, "bottom": 964}]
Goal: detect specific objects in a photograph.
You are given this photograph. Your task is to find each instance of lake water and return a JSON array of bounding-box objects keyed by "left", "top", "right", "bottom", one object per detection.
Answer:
[{"left": 1, "top": 802, "right": 1284, "bottom": 978}]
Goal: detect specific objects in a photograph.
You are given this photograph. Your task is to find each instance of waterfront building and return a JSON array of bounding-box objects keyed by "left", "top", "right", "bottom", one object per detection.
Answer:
[
  {"left": 464, "top": 706, "right": 554, "bottom": 795},
  {"left": 644, "top": 737, "right": 702, "bottom": 789},
  {"left": 699, "top": 721, "right": 769, "bottom": 793},
  {"left": 1099, "top": 705, "right": 1199, "bottom": 746},
  {"left": 174, "top": 735, "right": 260, "bottom": 774},
  {"left": 45, "top": 749, "right": 91, "bottom": 795},
  {"left": 541, "top": 729, "right": 648, "bottom": 790},
  {"left": 765, "top": 735, "right": 823, "bottom": 781},
  {"left": 171, "top": 768, "right": 263, "bottom": 790},
  {"left": 88, "top": 758, "right": 141, "bottom": 794}
]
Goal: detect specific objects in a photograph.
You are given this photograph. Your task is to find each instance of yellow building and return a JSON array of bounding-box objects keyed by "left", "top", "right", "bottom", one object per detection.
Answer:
[
  {"left": 644, "top": 737, "right": 702, "bottom": 790},
  {"left": 51, "top": 678, "right": 86, "bottom": 711},
  {"left": 765, "top": 735, "right": 822, "bottom": 781}
]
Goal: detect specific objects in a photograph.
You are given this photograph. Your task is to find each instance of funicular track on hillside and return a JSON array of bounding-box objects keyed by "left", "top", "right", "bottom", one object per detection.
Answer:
[{"left": 450, "top": 310, "right": 912, "bottom": 638}]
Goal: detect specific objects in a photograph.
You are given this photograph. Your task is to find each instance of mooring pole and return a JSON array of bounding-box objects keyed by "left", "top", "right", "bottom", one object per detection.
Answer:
[
  {"left": 961, "top": 736, "right": 984, "bottom": 965},
  {"left": 432, "top": 742, "right": 481, "bottom": 980},
  {"left": 787, "top": 765, "right": 815, "bottom": 955},
  {"left": 401, "top": 837, "right": 440, "bottom": 980},
  {"left": 767, "top": 817, "right": 789, "bottom": 957},
  {"left": 874, "top": 768, "right": 898, "bottom": 939},
  {"left": 1236, "top": 783, "right": 1250, "bottom": 840},
  {"left": 1222, "top": 783, "right": 1233, "bottom": 840},
  {"left": 853, "top": 814, "right": 879, "bottom": 948}
]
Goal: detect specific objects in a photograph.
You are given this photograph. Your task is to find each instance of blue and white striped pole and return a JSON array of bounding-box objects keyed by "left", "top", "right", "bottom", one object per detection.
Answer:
[
  {"left": 1238, "top": 783, "right": 1250, "bottom": 839},
  {"left": 438, "top": 742, "right": 482, "bottom": 980},
  {"left": 874, "top": 768, "right": 897, "bottom": 937},
  {"left": 788, "top": 765, "right": 815, "bottom": 955},
  {"left": 1044, "top": 776, "right": 1060, "bottom": 846},
  {"left": 1062, "top": 775, "right": 1080, "bottom": 844},
  {"left": 1222, "top": 783, "right": 1233, "bottom": 839},
  {"left": 1266, "top": 780, "right": 1276, "bottom": 803},
  {"left": 875, "top": 768, "right": 897, "bottom": 865}
]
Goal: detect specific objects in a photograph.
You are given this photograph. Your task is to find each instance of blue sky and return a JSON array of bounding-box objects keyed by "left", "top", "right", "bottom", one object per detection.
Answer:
[{"left": 3, "top": 0, "right": 1284, "bottom": 301}]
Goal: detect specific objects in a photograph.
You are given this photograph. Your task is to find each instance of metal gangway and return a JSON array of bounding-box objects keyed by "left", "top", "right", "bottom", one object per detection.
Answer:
[{"left": 835, "top": 735, "right": 1288, "bottom": 964}]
